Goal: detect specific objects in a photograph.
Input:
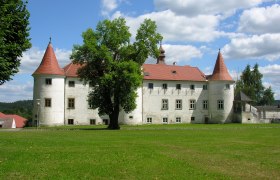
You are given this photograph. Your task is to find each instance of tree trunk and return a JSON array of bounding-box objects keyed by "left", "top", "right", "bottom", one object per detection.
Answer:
[{"left": 108, "top": 110, "right": 120, "bottom": 129}]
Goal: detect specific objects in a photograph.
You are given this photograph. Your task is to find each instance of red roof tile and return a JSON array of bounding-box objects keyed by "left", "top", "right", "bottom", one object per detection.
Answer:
[
  {"left": 0, "top": 112, "right": 27, "bottom": 128},
  {"left": 33, "top": 43, "right": 65, "bottom": 76},
  {"left": 209, "top": 51, "right": 233, "bottom": 81},
  {"left": 143, "top": 64, "right": 206, "bottom": 81},
  {"left": 64, "top": 63, "right": 83, "bottom": 77}
]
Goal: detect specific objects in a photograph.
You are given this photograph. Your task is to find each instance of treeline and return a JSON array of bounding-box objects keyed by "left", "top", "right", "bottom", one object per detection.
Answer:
[{"left": 0, "top": 100, "right": 33, "bottom": 120}]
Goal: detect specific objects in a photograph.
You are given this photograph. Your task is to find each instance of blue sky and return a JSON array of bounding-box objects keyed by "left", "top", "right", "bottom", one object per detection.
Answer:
[{"left": 1, "top": 0, "right": 280, "bottom": 102}]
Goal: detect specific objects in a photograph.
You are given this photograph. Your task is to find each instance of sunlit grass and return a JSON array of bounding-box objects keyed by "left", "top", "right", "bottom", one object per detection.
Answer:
[{"left": 0, "top": 124, "right": 279, "bottom": 179}]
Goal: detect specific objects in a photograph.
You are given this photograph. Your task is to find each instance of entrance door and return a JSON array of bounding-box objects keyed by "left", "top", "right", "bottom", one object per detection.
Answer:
[{"left": 205, "top": 116, "right": 209, "bottom": 124}]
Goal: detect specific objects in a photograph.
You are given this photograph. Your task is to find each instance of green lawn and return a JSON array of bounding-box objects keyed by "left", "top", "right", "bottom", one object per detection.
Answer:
[{"left": 0, "top": 124, "right": 279, "bottom": 179}]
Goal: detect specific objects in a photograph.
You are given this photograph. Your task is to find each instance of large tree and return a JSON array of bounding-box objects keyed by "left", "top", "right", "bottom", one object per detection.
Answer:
[
  {"left": 0, "top": 0, "right": 31, "bottom": 85},
  {"left": 235, "top": 64, "right": 275, "bottom": 105},
  {"left": 71, "top": 18, "right": 162, "bottom": 129}
]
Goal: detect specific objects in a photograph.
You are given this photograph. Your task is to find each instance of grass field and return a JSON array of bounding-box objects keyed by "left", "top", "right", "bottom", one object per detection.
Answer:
[{"left": 0, "top": 124, "right": 279, "bottom": 179}]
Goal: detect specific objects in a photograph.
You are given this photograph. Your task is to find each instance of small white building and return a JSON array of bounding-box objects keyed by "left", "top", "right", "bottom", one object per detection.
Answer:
[{"left": 32, "top": 42, "right": 235, "bottom": 126}]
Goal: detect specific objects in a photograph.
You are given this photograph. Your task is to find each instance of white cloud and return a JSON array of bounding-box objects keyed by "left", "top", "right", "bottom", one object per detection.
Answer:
[
  {"left": 259, "top": 64, "right": 280, "bottom": 76},
  {"left": 162, "top": 44, "right": 203, "bottom": 64},
  {"left": 223, "top": 33, "right": 280, "bottom": 61},
  {"left": 154, "top": 0, "right": 268, "bottom": 17},
  {"left": 19, "top": 47, "right": 72, "bottom": 74},
  {"left": 145, "top": 44, "right": 202, "bottom": 64},
  {"left": 0, "top": 80, "right": 33, "bottom": 102},
  {"left": 238, "top": 4, "right": 280, "bottom": 34},
  {"left": 115, "top": 10, "right": 221, "bottom": 42},
  {"left": 101, "top": 0, "right": 118, "bottom": 16},
  {"left": 259, "top": 64, "right": 280, "bottom": 99}
]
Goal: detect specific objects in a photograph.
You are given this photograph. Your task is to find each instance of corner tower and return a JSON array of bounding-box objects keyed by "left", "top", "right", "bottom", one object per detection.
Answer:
[
  {"left": 208, "top": 50, "right": 234, "bottom": 123},
  {"left": 32, "top": 40, "right": 65, "bottom": 126}
]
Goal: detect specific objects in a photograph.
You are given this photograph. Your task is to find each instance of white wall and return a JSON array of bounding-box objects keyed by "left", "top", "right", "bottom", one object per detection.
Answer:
[
  {"left": 33, "top": 75, "right": 65, "bottom": 126},
  {"left": 64, "top": 78, "right": 108, "bottom": 125},
  {"left": 208, "top": 81, "right": 234, "bottom": 123},
  {"left": 142, "top": 80, "right": 209, "bottom": 124}
]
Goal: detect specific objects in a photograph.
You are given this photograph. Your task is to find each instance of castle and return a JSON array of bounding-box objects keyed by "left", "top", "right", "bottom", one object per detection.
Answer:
[{"left": 32, "top": 42, "right": 236, "bottom": 126}]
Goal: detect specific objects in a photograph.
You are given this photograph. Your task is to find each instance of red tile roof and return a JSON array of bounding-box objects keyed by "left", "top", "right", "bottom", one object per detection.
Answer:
[
  {"left": 209, "top": 51, "right": 233, "bottom": 81},
  {"left": 64, "top": 63, "right": 83, "bottom": 77},
  {"left": 143, "top": 64, "right": 206, "bottom": 81},
  {"left": 0, "top": 112, "right": 27, "bottom": 128},
  {"left": 33, "top": 43, "right": 65, "bottom": 76}
]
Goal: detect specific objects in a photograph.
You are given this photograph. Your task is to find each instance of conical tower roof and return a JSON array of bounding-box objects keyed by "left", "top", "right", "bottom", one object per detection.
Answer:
[
  {"left": 210, "top": 50, "right": 233, "bottom": 81},
  {"left": 33, "top": 42, "right": 64, "bottom": 76},
  {"left": 156, "top": 44, "right": 166, "bottom": 64}
]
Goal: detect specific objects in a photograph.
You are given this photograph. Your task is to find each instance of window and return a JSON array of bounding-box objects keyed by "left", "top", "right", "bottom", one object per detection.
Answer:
[
  {"left": 90, "top": 119, "right": 96, "bottom": 125},
  {"left": 176, "top": 117, "right": 181, "bottom": 123},
  {"left": 68, "top": 119, "right": 74, "bottom": 125},
  {"left": 176, "top": 84, "right": 181, "bottom": 90},
  {"left": 162, "top": 99, "right": 168, "bottom": 110},
  {"left": 88, "top": 99, "right": 93, "bottom": 109},
  {"left": 103, "top": 119, "right": 109, "bottom": 125},
  {"left": 191, "top": 117, "right": 195, "bottom": 121},
  {"left": 68, "top": 81, "right": 75, "bottom": 87},
  {"left": 148, "top": 83, "right": 154, "bottom": 89},
  {"left": 176, "top": 99, "right": 182, "bottom": 110},
  {"left": 225, "top": 84, "right": 230, "bottom": 90},
  {"left": 203, "top": 100, "right": 208, "bottom": 110},
  {"left": 190, "top": 84, "right": 195, "bottom": 90},
  {"left": 45, "top": 98, "right": 51, "bottom": 107},
  {"left": 189, "top": 100, "right": 196, "bottom": 110},
  {"left": 147, "top": 117, "right": 152, "bottom": 123},
  {"left": 45, "top": 78, "right": 52, "bottom": 85},
  {"left": 68, "top": 98, "right": 75, "bottom": 109},
  {"left": 162, "top": 117, "right": 168, "bottom": 123},
  {"left": 162, "top": 83, "right": 167, "bottom": 89},
  {"left": 203, "top": 84, "right": 208, "bottom": 90},
  {"left": 218, "top": 100, "right": 224, "bottom": 110}
]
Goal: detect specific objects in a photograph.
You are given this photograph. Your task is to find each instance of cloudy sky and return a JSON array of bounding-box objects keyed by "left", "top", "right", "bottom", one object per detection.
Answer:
[{"left": 1, "top": 0, "right": 280, "bottom": 102}]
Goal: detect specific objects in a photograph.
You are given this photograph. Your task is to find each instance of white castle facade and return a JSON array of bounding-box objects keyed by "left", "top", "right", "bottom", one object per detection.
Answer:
[{"left": 32, "top": 42, "right": 235, "bottom": 126}]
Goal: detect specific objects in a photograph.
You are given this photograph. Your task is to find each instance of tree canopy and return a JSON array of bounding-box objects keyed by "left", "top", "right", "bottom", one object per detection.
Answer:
[
  {"left": 71, "top": 18, "right": 162, "bottom": 129},
  {"left": 0, "top": 0, "right": 31, "bottom": 85},
  {"left": 235, "top": 64, "right": 274, "bottom": 105}
]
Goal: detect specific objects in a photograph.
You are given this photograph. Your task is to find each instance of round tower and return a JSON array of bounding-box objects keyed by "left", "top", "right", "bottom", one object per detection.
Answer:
[
  {"left": 32, "top": 41, "right": 65, "bottom": 126},
  {"left": 208, "top": 50, "right": 234, "bottom": 123}
]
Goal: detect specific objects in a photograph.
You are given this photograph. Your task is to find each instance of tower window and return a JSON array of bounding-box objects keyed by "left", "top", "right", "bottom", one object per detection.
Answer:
[
  {"left": 162, "top": 99, "right": 168, "bottom": 110},
  {"left": 189, "top": 100, "right": 196, "bottom": 110},
  {"left": 176, "top": 99, "right": 182, "bottom": 110},
  {"left": 68, "top": 98, "right": 75, "bottom": 109},
  {"left": 45, "top": 98, "right": 51, "bottom": 107},
  {"left": 176, "top": 84, "right": 181, "bottom": 90},
  {"left": 203, "top": 85, "right": 208, "bottom": 90},
  {"left": 45, "top": 78, "right": 52, "bottom": 85},
  {"left": 225, "top": 84, "right": 230, "bottom": 90},
  {"left": 69, "top": 81, "right": 75, "bottom": 87},
  {"left": 176, "top": 117, "right": 181, "bottom": 123},
  {"left": 203, "top": 100, "right": 208, "bottom": 110},
  {"left": 68, "top": 119, "right": 74, "bottom": 125},
  {"left": 190, "top": 84, "right": 195, "bottom": 90},
  {"left": 90, "top": 119, "right": 96, "bottom": 125},
  {"left": 148, "top": 83, "right": 154, "bottom": 89},
  {"left": 218, "top": 100, "right": 224, "bottom": 110}
]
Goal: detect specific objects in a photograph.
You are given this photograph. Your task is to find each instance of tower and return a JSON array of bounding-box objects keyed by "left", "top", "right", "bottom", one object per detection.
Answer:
[
  {"left": 156, "top": 44, "right": 166, "bottom": 64},
  {"left": 32, "top": 41, "right": 65, "bottom": 126},
  {"left": 208, "top": 50, "right": 234, "bottom": 123}
]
